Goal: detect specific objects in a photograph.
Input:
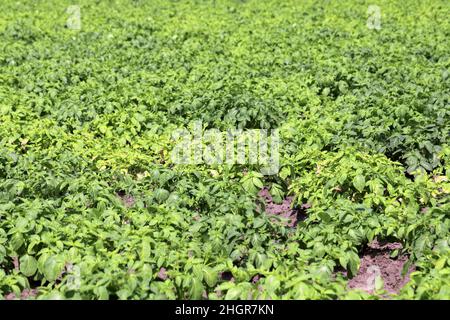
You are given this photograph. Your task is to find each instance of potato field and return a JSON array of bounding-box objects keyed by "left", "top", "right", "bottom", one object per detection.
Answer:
[{"left": 0, "top": 0, "right": 449, "bottom": 300}]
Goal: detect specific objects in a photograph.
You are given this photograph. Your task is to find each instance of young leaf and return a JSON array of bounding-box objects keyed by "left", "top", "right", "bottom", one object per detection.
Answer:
[{"left": 353, "top": 175, "right": 366, "bottom": 193}]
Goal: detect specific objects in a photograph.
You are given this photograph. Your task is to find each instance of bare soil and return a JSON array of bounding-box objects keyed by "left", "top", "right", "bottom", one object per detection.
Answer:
[
  {"left": 347, "top": 239, "right": 415, "bottom": 295},
  {"left": 258, "top": 188, "right": 308, "bottom": 227},
  {"left": 117, "top": 191, "right": 135, "bottom": 208}
]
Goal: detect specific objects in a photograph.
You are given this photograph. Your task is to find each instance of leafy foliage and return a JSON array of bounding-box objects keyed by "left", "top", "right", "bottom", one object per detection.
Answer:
[{"left": 0, "top": 0, "right": 448, "bottom": 300}]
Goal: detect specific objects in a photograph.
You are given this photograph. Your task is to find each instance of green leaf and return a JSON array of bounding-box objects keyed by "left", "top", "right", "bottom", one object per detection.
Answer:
[
  {"left": 116, "top": 289, "right": 131, "bottom": 300},
  {"left": 19, "top": 255, "right": 38, "bottom": 277},
  {"left": 352, "top": 175, "right": 366, "bottom": 193},
  {"left": 203, "top": 267, "right": 218, "bottom": 287},
  {"left": 435, "top": 257, "right": 447, "bottom": 270},
  {"left": 253, "top": 218, "right": 265, "bottom": 228},
  {"left": 347, "top": 253, "right": 360, "bottom": 277},
  {"left": 189, "top": 277, "right": 204, "bottom": 299},
  {"left": 154, "top": 188, "right": 170, "bottom": 203},
  {"left": 96, "top": 286, "right": 109, "bottom": 300},
  {"left": 270, "top": 184, "right": 284, "bottom": 204},
  {"left": 140, "top": 239, "right": 151, "bottom": 260},
  {"left": 252, "top": 177, "right": 263, "bottom": 189},
  {"left": 242, "top": 178, "right": 256, "bottom": 193},
  {"left": 318, "top": 211, "right": 331, "bottom": 223},
  {"left": 374, "top": 275, "right": 384, "bottom": 292},
  {"left": 43, "top": 256, "right": 63, "bottom": 282},
  {"left": 0, "top": 245, "right": 6, "bottom": 263},
  {"left": 225, "top": 287, "right": 241, "bottom": 300},
  {"left": 279, "top": 166, "right": 291, "bottom": 180},
  {"left": 10, "top": 233, "right": 24, "bottom": 251},
  {"left": 216, "top": 281, "right": 235, "bottom": 291},
  {"left": 339, "top": 255, "right": 348, "bottom": 269}
]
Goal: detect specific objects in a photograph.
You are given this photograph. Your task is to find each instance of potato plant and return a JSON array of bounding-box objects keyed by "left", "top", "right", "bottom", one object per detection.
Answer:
[{"left": 0, "top": 0, "right": 448, "bottom": 300}]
